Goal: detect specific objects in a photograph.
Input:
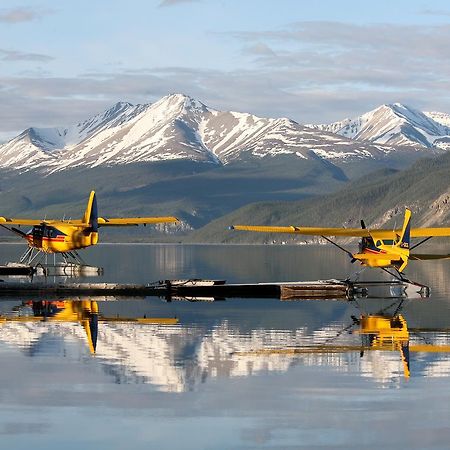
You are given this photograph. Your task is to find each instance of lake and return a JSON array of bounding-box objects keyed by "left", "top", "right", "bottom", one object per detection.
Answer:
[{"left": 0, "top": 243, "right": 449, "bottom": 449}]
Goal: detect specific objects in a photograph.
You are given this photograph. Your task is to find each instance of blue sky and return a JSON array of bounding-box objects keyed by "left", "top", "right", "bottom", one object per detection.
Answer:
[{"left": 1, "top": 0, "right": 450, "bottom": 139}]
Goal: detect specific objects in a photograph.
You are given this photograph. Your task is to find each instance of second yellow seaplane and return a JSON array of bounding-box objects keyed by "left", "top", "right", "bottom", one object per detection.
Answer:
[
  {"left": 231, "top": 208, "right": 450, "bottom": 283},
  {"left": 0, "top": 191, "right": 179, "bottom": 265}
]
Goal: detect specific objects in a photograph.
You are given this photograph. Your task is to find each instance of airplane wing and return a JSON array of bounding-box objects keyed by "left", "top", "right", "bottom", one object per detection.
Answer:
[
  {"left": 410, "top": 228, "right": 450, "bottom": 238},
  {"left": 0, "top": 218, "right": 89, "bottom": 227},
  {"left": 97, "top": 217, "right": 179, "bottom": 226},
  {"left": 231, "top": 225, "right": 450, "bottom": 239},
  {"left": 0, "top": 216, "right": 179, "bottom": 227},
  {"left": 230, "top": 225, "right": 397, "bottom": 238},
  {"left": 0, "top": 217, "right": 45, "bottom": 226},
  {"left": 230, "top": 225, "right": 370, "bottom": 237}
]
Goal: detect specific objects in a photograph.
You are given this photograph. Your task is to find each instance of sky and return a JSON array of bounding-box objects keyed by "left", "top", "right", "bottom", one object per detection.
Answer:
[{"left": 1, "top": 0, "right": 450, "bottom": 140}]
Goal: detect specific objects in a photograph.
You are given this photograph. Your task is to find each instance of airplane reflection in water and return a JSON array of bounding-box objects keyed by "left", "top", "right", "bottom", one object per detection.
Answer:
[
  {"left": 2, "top": 298, "right": 450, "bottom": 390},
  {"left": 0, "top": 300, "right": 178, "bottom": 354},
  {"left": 235, "top": 300, "right": 450, "bottom": 380}
]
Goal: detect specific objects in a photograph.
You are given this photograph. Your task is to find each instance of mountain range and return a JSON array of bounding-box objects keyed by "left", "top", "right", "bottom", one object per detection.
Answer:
[
  {"left": 0, "top": 94, "right": 449, "bottom": 233},
  {"left": 0, "top": 94, "right": 444, "bottom": 174}
]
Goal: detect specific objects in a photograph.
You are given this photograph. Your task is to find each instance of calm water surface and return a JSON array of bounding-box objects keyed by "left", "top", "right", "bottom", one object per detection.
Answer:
[{"left": 0, "top": 243, "right": 450, "bottom": 449}]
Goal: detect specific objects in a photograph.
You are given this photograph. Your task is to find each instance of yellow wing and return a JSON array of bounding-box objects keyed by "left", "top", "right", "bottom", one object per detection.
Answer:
[
  {"left": 0, "top": 216, "right": 179, "bottom": 227},
  {"left": 0, "top": 217, "right": 48, "bottom": 226},
  {"left": 410, "top": 228, "right": 450, "bottom": 238},
  {"left": 232, "top": 225, "right": 380, "bottom": 237},
  {"left": 0, "top": 218, "right": 94, "bottom": 226},
  {"left": 97, "top": 217, "right": 179, "bottom": 226},
  {"left": 231, "top": 225, "right": 450, "bottom": 239}
]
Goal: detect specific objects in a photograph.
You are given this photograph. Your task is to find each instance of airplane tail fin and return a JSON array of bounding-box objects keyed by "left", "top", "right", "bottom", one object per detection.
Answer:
[
  {"left": 396, "top": 209, "right": 411, "bottom": 272},
  {"left": 82, "top": 191, "right": 98, "bottom": 232},
  {"left": 396, "top": 208, "right": 411, "bottom": 249}
]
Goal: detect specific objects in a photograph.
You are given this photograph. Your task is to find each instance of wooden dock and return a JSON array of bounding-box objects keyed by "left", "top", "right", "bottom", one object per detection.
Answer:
[
  {"left": 168, "top": 280, "right": 352, "bottom": 300},
  {"left": 0, "top": 279, "right": 355, "bottom": 301}
]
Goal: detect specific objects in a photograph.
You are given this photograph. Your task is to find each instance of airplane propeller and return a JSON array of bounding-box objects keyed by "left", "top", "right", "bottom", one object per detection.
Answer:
[{"left": 358, "top": 217, "right": 376, "bottom": 258}]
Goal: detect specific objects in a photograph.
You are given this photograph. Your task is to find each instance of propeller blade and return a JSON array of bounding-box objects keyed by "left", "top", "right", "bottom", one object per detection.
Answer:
[{"left": 360, "top": 220, "right": 366, "bottom": 229}]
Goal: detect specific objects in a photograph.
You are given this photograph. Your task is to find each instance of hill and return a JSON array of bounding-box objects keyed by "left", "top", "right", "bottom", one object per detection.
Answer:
[{"left": 187, "top": 152, "right": 450, "bottom": 243}]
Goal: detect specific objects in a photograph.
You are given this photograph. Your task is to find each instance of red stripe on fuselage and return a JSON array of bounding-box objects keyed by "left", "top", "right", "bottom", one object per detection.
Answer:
[
  {"left": 26, "top": 236, "right": 65, "bottom": 242},
  {"left": 364, "top": 248, "right": 387, "bottom": 255}
]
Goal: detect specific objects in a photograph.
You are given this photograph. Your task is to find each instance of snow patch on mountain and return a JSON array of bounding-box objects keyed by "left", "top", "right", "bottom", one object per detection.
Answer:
[{"left": 425, "top": 111, "right": 450, "bottom": 128}]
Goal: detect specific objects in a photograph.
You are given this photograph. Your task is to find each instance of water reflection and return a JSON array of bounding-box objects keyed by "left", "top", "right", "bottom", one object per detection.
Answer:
[{"left": 1, "top": 296, "right": 450, "bottom": 391}]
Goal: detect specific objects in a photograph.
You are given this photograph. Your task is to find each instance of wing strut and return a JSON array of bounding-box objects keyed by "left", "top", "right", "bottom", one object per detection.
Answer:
[
  {"left": 320, "top": 235, "right": 355, "bottom": 262},
  {"left": 0, "top": 223, "right": 28, "bottom": 239},
  {"left": 410, "top": 236, "right": 433, "bottom": 251}
]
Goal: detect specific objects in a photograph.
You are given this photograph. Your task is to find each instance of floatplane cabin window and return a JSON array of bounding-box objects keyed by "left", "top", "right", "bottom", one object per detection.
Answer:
[
  {"left": 32, "top": 226, "right": 62, "bottom": 238},
  {"left": 33, "top": 226, "right": 43, "bottom": 237},
  {"left": 375, "top": 239, "right": 395, "bottom": 246}
]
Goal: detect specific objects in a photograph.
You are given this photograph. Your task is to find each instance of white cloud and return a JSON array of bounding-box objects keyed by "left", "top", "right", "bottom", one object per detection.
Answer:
[
  {"left": 0, "top": 49, "right": 54, "bottom": 62},
  {"left": 3, "top": 21, "right": 450, "bottom": 135}
]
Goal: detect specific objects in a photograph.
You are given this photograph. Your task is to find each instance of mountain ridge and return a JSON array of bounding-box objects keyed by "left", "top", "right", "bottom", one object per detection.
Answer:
[
  {"left": 0, "top": 94, "right": 441, "bottom": 174},
  {"left": 314, "top": 103, "right": 450, "bottom": 150}
]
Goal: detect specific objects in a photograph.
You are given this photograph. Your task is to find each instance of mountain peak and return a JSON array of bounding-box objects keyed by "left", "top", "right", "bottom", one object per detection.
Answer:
[
  {"left": 154, "top": 93, "right": 208, "bottom": 112},
  {"left": 17, "top": 127, "right": 66, "bottom": 151},
  {"left": 318, "top": 102, "right": 450, "bottom": 148},
  {"left": 106, "top": 101, "right": 134, "bottom": 114}
]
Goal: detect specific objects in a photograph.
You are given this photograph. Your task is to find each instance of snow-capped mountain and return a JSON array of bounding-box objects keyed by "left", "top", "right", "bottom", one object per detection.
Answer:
[
  {"left": 0, "top": 127, "right": 66, "bottom": 169},
  {"left": 0, "top": 95, "right": 434, "bottom": 173},
  {"left": 315, "top": 103, "right": 450, "bottom": 150}
]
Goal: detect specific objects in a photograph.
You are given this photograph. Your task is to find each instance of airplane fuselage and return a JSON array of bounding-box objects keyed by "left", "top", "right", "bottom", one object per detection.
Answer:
[
  {"left": 354, "top": 238, "right": 409, "bottom": 269},
  {"left": 26, "top": 224, "right": 98, "bottom": 253}
]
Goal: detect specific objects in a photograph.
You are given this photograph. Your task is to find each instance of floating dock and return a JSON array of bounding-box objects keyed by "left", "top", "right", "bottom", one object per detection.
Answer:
[
  {"left": 0, "top": 279, "right": 357, "bottom": 301},
  {"left": 167, "top": 280, "right": 353, "bottom": 300},
  {"left": 0, "top": 265, "right": 36, "bottom": 276}
]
